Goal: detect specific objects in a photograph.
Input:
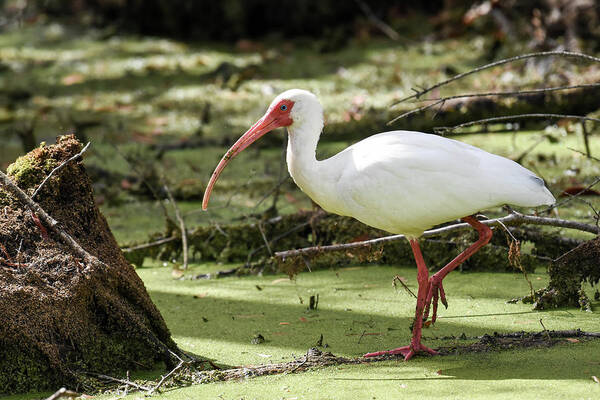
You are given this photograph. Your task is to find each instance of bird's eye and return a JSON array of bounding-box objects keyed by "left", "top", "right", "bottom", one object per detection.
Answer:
[{"left": 280, "top": 104, "right": 287, "bottom": 111}]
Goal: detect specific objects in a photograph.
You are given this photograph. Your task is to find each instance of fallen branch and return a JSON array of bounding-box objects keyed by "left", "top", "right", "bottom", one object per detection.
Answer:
[
  {"left": 433, "top": 114, "right": 600, "bottom": 134},
  {"left": 32, "top": 142, "right": 90, "bottom": 199},
  {"left": 0, "top": 170, "right": 105, "bottom": 273},
  {"left": 388, "top": 83, "right": 600, "bottom": 125},
  {"left": 86, "top": 372, "right": 152, "bottom": 391},
  {"left": 391, "top": 51, "right": 600, "bottom": 107},
  {"left": 274, "top": 211, "right": 599, "bottom": 260}
]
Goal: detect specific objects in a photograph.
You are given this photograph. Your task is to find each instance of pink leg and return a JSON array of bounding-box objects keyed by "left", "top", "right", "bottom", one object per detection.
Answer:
[
  {"left": 364, "top": 239, "right": 438, "bottom": 361},
  {"left": 424, "top": 215, "right": 493, "bottom": 323}
]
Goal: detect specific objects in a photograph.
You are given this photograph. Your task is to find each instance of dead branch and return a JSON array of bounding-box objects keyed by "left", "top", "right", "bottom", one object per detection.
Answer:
[
  {"left": 388, "top": 83, "right": 600, "bottom": 125},
  {"left": 0, "top": 170, "right": 105, "bottom": 273},
  {"left": 86, "top": 372, "right": 152, "bottom": 391},
  {"left": 121, "top": 236, "right": 178, "bottom": 253},
  {"left": 543, "top": 175, "right": 600, "bottom": 214},
  {"left": 581, "top": 122, "right": 592, "bottom": 158},
  {"left": 274, "top": 211, "right": 599, "bottom": 260},
  {"left": 32, "top": 142, "right": 90, "bottom": 199},
  {"left": 434, "top": 114, "right": 600, "bottom": 134},
  {"left": 392, "top": 51, "right": 600, "bottom": 106},
  {"left": 148, "top": 351, "right": 185, "bottom": 395},
  {"left": 164, "top": 184, "right": 189, "bottom": 270},
  {"left": 43, "top": 387, "right": 80, "bottom": 400}
]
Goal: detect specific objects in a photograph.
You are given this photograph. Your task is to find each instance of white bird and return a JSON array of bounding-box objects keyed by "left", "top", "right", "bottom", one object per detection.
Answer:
[{"left": 202, "top": 89, "right": 555, "bottom": 360}]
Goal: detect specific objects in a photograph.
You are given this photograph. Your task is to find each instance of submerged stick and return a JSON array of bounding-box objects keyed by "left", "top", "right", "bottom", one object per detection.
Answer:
[{"left": 274, "top": 211, "right": 599, "bottom": 260}]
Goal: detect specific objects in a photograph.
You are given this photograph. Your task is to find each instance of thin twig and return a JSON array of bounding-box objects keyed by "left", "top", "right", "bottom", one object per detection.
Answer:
[
  {"left": 539, "top": 319, "right": 552, "bottom": 341},
  {"left": 542, "top": 175, "right": 600, "bottom": 214},
  {"left": 87, "top": 372, "right": 152, "bottom": 391},
  {"left": 32, "top": 142, "right": 90, "bottom": 199},
  {"left": 257, "top": 221, "right": 273, "bottom": 256},
  {"left": 581, "top": 122, "right": 592, "bottom": 158},
  {"left": 0, "top": 170, "right": 105, "bottom": 273},
  {"left": 392, "top": 51, "right": 600, "bottom": 106},
  {"left": 274, "top": 211, "right": 599, "bottom": 260},
  {"left": 164, "top": 184, "right": 189, "bottom": 270},
  {"left": 290, "top": 350, "right": 311, "bottom": 372},
  {"left": 354, "top": 0, "right": 402, "bottom": 41},
  {"left": 434, "top": 114, "right": 600, "bottom": 134},
  {"left": 121, "top": 236, "right": 178, "bottom": 253},
  {"left": 148, "top": 358, "right": 185, "bottom": 395},
  {"left": 392, "top": 275, "right": 417, "bottom": 299},
  {"left": 389, "top": 83, "right": 600, "bottom": 125}
]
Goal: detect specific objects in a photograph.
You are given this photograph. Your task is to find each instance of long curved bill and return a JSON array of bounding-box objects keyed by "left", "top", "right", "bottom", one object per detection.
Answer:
[{"left": 202, "top": 113, "right": 278, "bottom": 210}]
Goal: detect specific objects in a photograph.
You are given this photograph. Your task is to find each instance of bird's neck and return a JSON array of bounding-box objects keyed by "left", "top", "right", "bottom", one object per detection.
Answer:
[{"left": 286, "top": 113, "right": 324, "bottom": 200}]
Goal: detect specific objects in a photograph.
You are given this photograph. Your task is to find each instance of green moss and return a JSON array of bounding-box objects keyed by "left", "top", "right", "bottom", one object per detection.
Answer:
[{"left": 0, "top": 345, "right": 57, "bottom": 394}]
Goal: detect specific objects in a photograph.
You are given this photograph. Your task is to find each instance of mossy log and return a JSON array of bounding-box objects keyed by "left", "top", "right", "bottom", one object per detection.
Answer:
[
  {"left": 0, "top": 136, "right": 189, "bottom": 394},
  {"left": 527, "top": 236, "right": 600, "bottom": 311},
  {"left": 125, "top": 210, "right": 578, "bottom": 275}
]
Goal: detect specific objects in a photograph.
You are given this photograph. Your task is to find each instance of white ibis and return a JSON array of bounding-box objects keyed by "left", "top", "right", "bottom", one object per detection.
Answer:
[{"left": 202, "top": 89, "right": 555, "bottom": 360}]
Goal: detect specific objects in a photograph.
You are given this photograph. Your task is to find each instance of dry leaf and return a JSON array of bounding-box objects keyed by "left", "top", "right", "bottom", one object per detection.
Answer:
[
  {"left": 271, "top": 278, "right": 289, "bottom": 284},
  {"left": 566, "top": 338, "right": 580, "bottom": 343},
  {"left": 171, "top": 268, "right": 184, "bottom": 278},
  {"left": 279, "top": 322, "right": 290, "bottom": 325},
  {"left": 61, "top": 73, "right": 85, "bottom": 85}
]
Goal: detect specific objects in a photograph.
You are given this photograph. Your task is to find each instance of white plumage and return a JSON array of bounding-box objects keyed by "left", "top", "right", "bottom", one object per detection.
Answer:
[{"left": 280, "top": 90, "right": 554, "bottom": 237}]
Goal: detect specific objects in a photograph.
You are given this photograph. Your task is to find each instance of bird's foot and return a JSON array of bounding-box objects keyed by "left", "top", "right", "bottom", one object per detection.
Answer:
[
  {"left": 424, "top": 276, "right": 447, "bottom": 324},
  {"left": 363, "top": 343, "right": 438, "bottom": 361}
]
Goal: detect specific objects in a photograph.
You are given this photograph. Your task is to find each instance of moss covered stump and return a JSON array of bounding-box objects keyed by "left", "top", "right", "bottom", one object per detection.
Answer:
[
  {"left": 0, "top": 135, "right": 187, "bottom": 394},
  {"left": 529, "top": 236, "right": 600, "bottom": 312}
]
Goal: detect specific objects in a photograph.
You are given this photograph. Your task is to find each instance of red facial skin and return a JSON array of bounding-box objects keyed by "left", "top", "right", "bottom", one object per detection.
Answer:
[{"left": 202, "top": 99, "right": 294, "bottom": 210}]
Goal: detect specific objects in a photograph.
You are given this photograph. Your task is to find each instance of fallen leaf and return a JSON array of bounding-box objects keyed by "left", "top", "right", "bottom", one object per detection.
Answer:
[
  {"left": 279, "top": 322, "right": 290, "bottom": 325},
  {"left": 61, "top": 73, "right": 85, "bottom": 85},
  {"left": 566, "top": 338, "right": 580, "bottom": 343},
  {"left": 271, "top": 278, "right": 289, "bottom": 284},
  {"left": 299, "top": 317, "right": 307, "bottom": 322},
  {"left": 193, "top": 293, "right": 207, "bottom": 299},
  {"left": 436, "top": 370, "right": 443, "bottom": 375},
  {"left": 171, "top": 268, "right": 184, "bottom": 278},
  {"left": 120, "top": 179, "right": 132, "bottom": 190}
]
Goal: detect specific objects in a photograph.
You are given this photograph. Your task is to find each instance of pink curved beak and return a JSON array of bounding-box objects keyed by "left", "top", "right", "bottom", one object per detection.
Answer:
[{"left": 202, "top": 113, "right": 279, "bottom": 210}]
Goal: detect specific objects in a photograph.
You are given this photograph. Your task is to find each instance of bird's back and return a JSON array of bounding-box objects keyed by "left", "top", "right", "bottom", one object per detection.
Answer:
[{"left": 316, "top": 131, "right": 554, "bottom": 237}]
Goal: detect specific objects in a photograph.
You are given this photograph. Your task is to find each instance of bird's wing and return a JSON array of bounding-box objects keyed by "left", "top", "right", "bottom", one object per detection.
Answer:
[{"left": 327, "top": 131, "right": 553, "bottom": 235}]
